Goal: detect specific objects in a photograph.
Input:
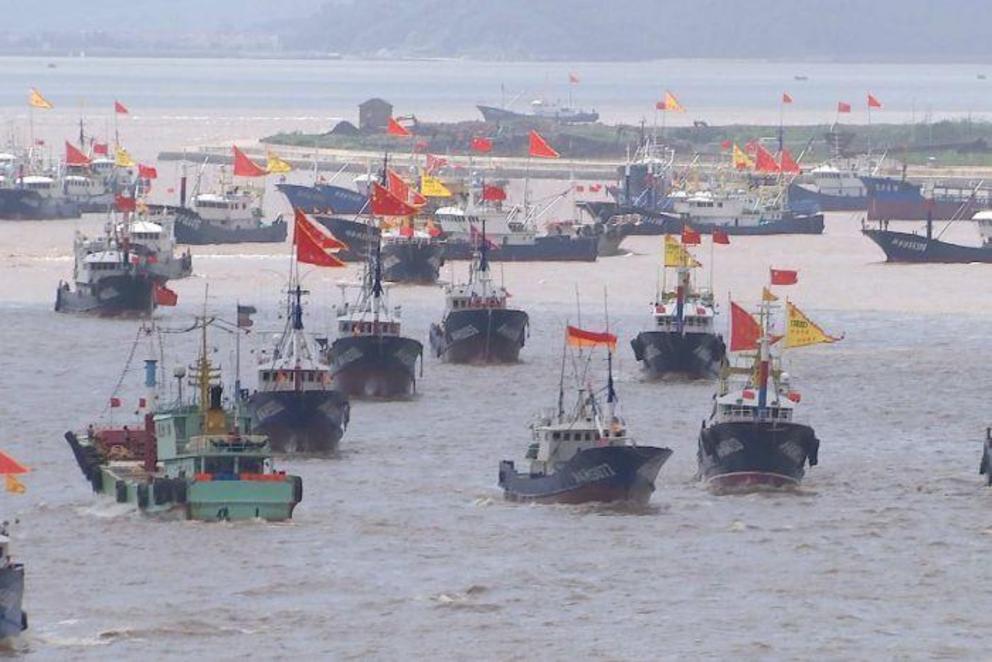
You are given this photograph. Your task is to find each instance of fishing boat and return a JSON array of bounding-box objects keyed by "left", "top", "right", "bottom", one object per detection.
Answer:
[
  {"left": 786, "top": 162, "right": 873, "bottom": 213},
  {"left": 434, "top": 205, "right": 598, "bottom": 261},
  {"left": 697, "top": 288, "right": 838, "bottom": 492},
  {"left": 862, "top": 212, "right": 992, "bottom": 263},
  {"left": 247, "top": 286, "right": 350, "bottom": 453},
  {"left": 631, "top": 235, "right": 726, "bottom": 379},
  {"left": 980, "top": 427, "right": 992, "bottom": 486},
  {"left": 865, "top": 175, "right": 992, "bottom": 221},
  {"left": 499, "top": 325, "right": 672, "bottom": 504},
  {"left": 429, "top": 224, "right": 529, "bottom": 363},
  {"left": 64, "top": 321, "right": 303, "bottom": 521},
  {"left": 379, "top": 227, "right": 445, "bottom": 283},
  {"left": 277, "top": 181, "right": 368, "bottom": 216},
  {"left": 63, "top": 155, "right": 133, "bottom": 213},
  {"left": 668, "top": 190, "right": 824, "bottom": 236},
  {"left": 0, "top": 525, "right": 26, "bottom": 640},
  {"left": 324, "top": 242, "right": 423, "bottom": 398},
  {"left": 0, "top": 174, "right": 79, "bottom": 220},
  {"left": 477, "top": 98, "right": 599, "bottom": 124}
]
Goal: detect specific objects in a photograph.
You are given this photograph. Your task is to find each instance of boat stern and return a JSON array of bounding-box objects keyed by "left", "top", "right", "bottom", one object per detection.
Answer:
[{"left": 187, "top": 474, "right": 303, "bottom": 521}]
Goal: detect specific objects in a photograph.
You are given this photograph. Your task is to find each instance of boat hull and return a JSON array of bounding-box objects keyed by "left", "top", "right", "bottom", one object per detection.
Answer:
[
  {"left": 326, "top": 335, "right": 423, "bottom": 398},
  {"left": 54, "top": 274, "right": 155, "bottom": 316},
  {"left": 430, "top": 308, "right": 528, "bottom": 364},
  {"left": 787, "top": 183, "right": 867, "bottom": 212},
  {"left": 862, "top": 228, "right": 992, "bottom": 263},
  {"left": 631, "top": 331, "right": 726, "bottom": 379},
  {"left": 441, "top": 235, "right": 598, "bottom": 262},
  {"left": 165, "top": 206, "right": 287, "bottom": 245},
  {"left": 0, "top": 564, "right": 26, "bottom": 640},
  {"left": 277, "top": 183, "right": 368, "bottom": 216},
  {"left": 312, "top": 215, "right": 377, "bottom": 262},
  {"left": 0, "top": 189, "right": 80, "bottom": 220},
  {"left": 64, "top": 432, "right": 303, "bottom": 521},
  {"left": 246, "top": 390, "right": 350, "bottom": 454},
  {"left": 697, "top": 421, "right": 820, "bottom": 492},
  {"left": 381, "top": 238, "right": 444, "bottom": 284},
  {"left": 499, "top": 445, "right": 673, "bottom": 505},
  {"left": 579, "top": 202, "right": 822, "bottom": 235}
]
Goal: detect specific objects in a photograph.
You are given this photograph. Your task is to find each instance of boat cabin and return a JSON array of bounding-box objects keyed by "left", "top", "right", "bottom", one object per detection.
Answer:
[
  {"left": 258, "top": 367, "right": 330, "bottom": 391},
  {"left": 651, "top": 298, "right": 715, "bottom": 333},
  {"left": 20, "top": 175, "right": 57, "bottom": 196},
  {"left": 194, "top": 191, "right": 258, "bottom": 227},
  {"left": 524, "top": 411, "right": 628, "bottom": 475},
  {"left": 154, "top": 405, "right": 273, "bottom": 479},
  {"left": 714, "top": 385, "right": 797, "bottom": 424},
  {"left": 973, "top": 210, "right": 992, "bottom": 246}
]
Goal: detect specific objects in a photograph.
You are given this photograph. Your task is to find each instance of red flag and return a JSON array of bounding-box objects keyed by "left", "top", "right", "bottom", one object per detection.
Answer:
[
  {"left": 399, "top": 221, "right": 414, "bottom": 238},
  {"left": 232, "top": 146, "right": 266, "bottom": 177},
  {"left": 371, "top": 181, "right": 418, "bottom": 216},
  {"left": 713, "top": 229, "right": 730, "bottom": 245},
  {"left": 770, "top": 268, "right": 798, "bottom": 285},
  {"left": 153, "top": 283, "right": 178, "bottom": 307},
  {"left": 720, "top": 139, "right": 732, "bottom": 150},
  {"left": 867, "top": 93, "right": 882, "bottom": 109},
  {"left": 566, "top": 325, "right": 617, "bottom": 350},
  {"left": 110, "top": 397, "right": 122, "bottom": 408},
  {"left": 681, "top": 225, "right": 701, "bottom": 245},
  {"left": 387, "top": 169, "right": 426, "bottom": 207},
  {"left": 139, "top": 397, "right": 147, "bottom": 408},
  {"left": 0, "top": 452, "right": 29, "bottom": 475},
  {"left": 470, "top": 136, "right": 493, "bottom": 153},
  {"left": 295, "top": 212, "right": 346, "bottom": 267},
  {"left": 65, "top": 141, "right": 90, "bottom": 166},
  {"left": 837, "top": 101, "right": 851, "bottom": 114},
  {"left": 426, "top": 153, "right": 447, "bottom": 173},
  {"left": 293, "top": 208, "right": 347, "bottom": 251},
  {"left": 482, "top": 184, "right": 506, "bottom": 202},
  {"left": 568, "top": 73, "right": 580, "bottom": 84},
  {"left": 114, "top": 100, "right": 129, "bottom": 114},
  {"left": 782, "top": 92, "right": 793, "bottom": 104},
  {"left": 138, "top": 164, "right": 158, "bottom": 179},
  {"left": 414, "top": 139, "right": 429, "bottom": 152},
  {"left": 779, "top": 149, "right": 801, "bottom": 174},
  {"left": 754, "top": 144, "right": 780, "bottom": 173},
  {"left": 115, "top": 194, "right": 136, "bottom": 213},
  {"left": 387, "top": 117, "right": 411, "bottom": 137},
  {"left": 426, "top": 217, "right": 443, "bottom": 238},
  {"left": 729, "top": 302, "right": 762, "bottom": 352},
  {"left": 93, "top": 142, "right": 108, "bottom": 156},
  {"left": 528, "top": 130, "right": 559, "bottom": 159}
]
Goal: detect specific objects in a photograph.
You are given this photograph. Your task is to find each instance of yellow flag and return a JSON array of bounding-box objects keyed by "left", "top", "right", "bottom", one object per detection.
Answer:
[
  {"left": 266, "top": 152, "right": 292, "bottom": 174},
  {"left": 115, "top": 147, "right": 135, "bottom": 168},
  {"left": 28, "top": 88, "right": 53, "bottom": 110},
  {"left": 4, "top": 474, "right": 25, "bottom": 494},
  {"left": 762, "top": 287, "right": 778, "bottom": 302},
  {"left": 786, "top": 301, "right": 841, "bottom": 348},
  {"left": 420, "top": 174, "right": 452, "bottom": 197},
  {"left": 732, "top": 144, "right": 754, "bottom": 170},
  {"left": 664, "top": 235, "right": 701, "bottom": 268},
  {"left": 662, "top": 90, "right": 685, "bottom": 112}
]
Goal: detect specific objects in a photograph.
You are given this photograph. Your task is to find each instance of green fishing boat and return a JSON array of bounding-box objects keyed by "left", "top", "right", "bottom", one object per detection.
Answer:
[{"left": 65, "top": 320, "right": 302, "bottom": 521}]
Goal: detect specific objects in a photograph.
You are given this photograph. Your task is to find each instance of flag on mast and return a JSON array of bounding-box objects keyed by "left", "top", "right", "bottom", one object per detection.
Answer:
[{"left": 28, "top": 88, "right": 53, "bottom": 109}]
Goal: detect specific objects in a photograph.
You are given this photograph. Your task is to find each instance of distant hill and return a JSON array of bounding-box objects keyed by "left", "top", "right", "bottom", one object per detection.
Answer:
[
  {"left": 2, "top": 0, "right": 990, "bottom": 62},
  {"left": 283, "top": 0, "right": 992, "bottom": 61}
]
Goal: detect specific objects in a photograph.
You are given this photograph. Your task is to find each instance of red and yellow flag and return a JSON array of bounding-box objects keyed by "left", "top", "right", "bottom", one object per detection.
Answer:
[{"left": 566, "top": 326, "right": 617, "bottom": 351}]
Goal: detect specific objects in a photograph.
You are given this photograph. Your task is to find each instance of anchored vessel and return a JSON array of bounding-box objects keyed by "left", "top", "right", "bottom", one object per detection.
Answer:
[
  {"left": 697, "top": 293, "right": 837, "bottom": 492},
  {"left": 499, "top": 326, "right": 672, "bottom": 504},
  {"left": 429, "top": 228, "right": 528, "bottom": 363},
  {"left": 55, "top": 215, "right": 186, "bottom": 316},
  {"left": 862, "top": 212, "right": 992, "bottom": 263},
  {"left": 247, "top": 286, "right": 350, "bottom": 452},
  {"left": 0, "top": 525, "right": 26, "bottom": 640},
  {"left": 277, "top": 182, "right": 368, "bottom": 217},
  {"left": 865, "top": 176, "right": 992, "bottom": 221},
  {"left": 325, "top": 242, "right": 423, "bottom": 398},
  {"left": 65, "top": 322, "right": 303, "bottom": 521},
  {"left": 631, "top": 238, "right": 726, "bottom": 379}
]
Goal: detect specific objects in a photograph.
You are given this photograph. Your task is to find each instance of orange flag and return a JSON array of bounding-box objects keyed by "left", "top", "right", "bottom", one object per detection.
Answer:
[
  {"left": 387, "top": 169, "right": 426, "bottom": 207},
  {"left": 528, "top": 130, "right": 559, "bottom": 159},
  {"left": 779, "top": 148, "right": 801, "bottom": 174},
  {"left": 729, "top": 302, "right": 762, "bottom": 352},
  {"left": 754, "top": 144, "right": 780, "bottom": 173},
  {"left": 293, "top": 208, "right": 348, "bottom": 251}
]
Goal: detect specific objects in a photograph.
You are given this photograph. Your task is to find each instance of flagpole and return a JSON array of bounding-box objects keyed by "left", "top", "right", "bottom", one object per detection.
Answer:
[
  {"left": 867, "top": 97, "right": 872, "bottom": 156},
  {"left": 778, "top": 98, "right": 784, "bottom": 154}
]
